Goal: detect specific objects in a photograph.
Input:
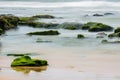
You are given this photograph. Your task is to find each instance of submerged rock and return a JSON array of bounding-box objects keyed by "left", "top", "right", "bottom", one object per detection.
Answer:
[
  {"left": 32, "top": 14, "right": 55, "bottom": 19},
  {"left": 11, "top": 56, "right": 48, "bottom": 67},
  {"left": 28, "top": 22, "right": 59, "bottom": 29},
  {"left": 18, "top": 17, "right": 37, "bottom": 25},
  {"left": 93, "top": 14, "right": 104, "bottom": 16},
  {"left": 57, "top": 22, "right": 83, "bottom": 30},
  {"left": 7, "top": 53, "right": 30, "bottom": 57},
  {"left": 27, "top": 30, "right": 60, "bottom": 35},
  {"left": 104, "top": 13, "right": 114, "bottom": 16},
  {"left": 77, "top": 34, "right": 85, "bottom": 39},
  {"left": 101, "top": 39, "right": 120, "bottom": 43}
]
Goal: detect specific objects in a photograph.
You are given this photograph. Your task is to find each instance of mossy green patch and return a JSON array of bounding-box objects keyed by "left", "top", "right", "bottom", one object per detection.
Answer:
[{"left": 11, "top": 56, "right": 48, "bottom": 67}]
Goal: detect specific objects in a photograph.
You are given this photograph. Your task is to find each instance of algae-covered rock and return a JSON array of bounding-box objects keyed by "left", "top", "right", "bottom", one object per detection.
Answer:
[
  {"left": 88, "top": 23, "right": 113, "bottom": 32},
  {"left": 11, "top": 56, "right": 48, "bottom": 67},
  {"left": 108, "top": 32, "right": 120, "bottom": 38},
  {"left": 81, "top": 22, "right": 97, "bottom": 30},
  {"left": 57, "top": 22, "right": 83, "bottom": 30},
  {"left": 27, "top": 30, "right": 60, "bottom": 35},
  {"left": 18, "top": 17, "right": 37, "bottom": 25},
  {"left": 77, "top": 34, "right": 85, "bottom": 39},
  {"left": 82, "top": 22, "right": 113, "bottom": 32},
  {"left": 0, "top": 14, "right": 19, "bottom": 30},
  {"left": 114, "top": 27, "right": 120, "bottom": 33},
  {"left": 0, "top": 28, "right": 3, "bottom": 35},
  {"left": 32, "top": 14, "right": 55, "bottom": 19}
]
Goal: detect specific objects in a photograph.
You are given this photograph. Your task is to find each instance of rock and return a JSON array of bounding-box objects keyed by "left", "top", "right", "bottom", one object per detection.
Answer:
[
  {"left": 18, "top": 17, "right": 37, "bottom": 25},
  {"left": 0, "top": 28, "right": 3, "bottom": 35},
  {"left": 77, "top": 34, "right": 85, "bottom": 39},
  {"left": 82, "top": 22, "right": 113, "bottom": 32},
  {"left": 81, "top": 22, "right": 97, "bottom": 30},
  {"left": 93, "top": 14, "right": 104, "bottom": 16},
  {"left": 108, "top": 32, "right": 120, "bottom": 38},
  {"left": 32, "top": 14, "right": 55, "bottom": 19},
  {"left": 7, "top": 53, "right": 30, "bottom": 56},
  {"left": 101, "top": 39, "right": 120, "bottom": 43},
  {"left": 114, "top": 27, "right": 120, "bottom": 33},
  {"left": 57, "top": 22, "right": 83, "bottom": 30},
  {"left": 104, "top": 13, "right": 114, "bottom": 16},
  {"left": 0, "top": 14, "right": 19, "bottom": 30},
  {"left": 101, "top": 39, "right": 108, "bottom": 43},
  {"left": 88, "top": 23, "right": 113, "bottom": 32},
  {"left": 27, "top": 30, "right": 60, "bottom": 35},
  {"left": 11, "top": 56, "right": 48, "bottom": 67}
]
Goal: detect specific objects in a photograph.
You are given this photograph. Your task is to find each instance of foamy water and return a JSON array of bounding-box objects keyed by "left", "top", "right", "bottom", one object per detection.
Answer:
[{"left": 0, "top": 1, "right": 120, "bottom": 8}]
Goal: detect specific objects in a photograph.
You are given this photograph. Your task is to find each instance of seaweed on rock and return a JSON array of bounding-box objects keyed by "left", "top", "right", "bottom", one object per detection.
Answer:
[
  {"left": 27, "top": 30, "right": 60, "bottom": 35},
  {"left": 81, "top": 22, "right": 113, "bottom": 32},
  {"left": 11, "top": 56, "right": 48, "bottom": 67}
]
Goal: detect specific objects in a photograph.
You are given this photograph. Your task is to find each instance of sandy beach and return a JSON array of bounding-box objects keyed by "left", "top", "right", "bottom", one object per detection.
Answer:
[{"left": 0, "top": 47, "right": 120, "bottom": 80}]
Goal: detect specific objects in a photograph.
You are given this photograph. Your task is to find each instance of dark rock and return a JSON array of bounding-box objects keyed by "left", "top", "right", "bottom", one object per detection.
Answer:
[
  {"left": 11, "top": 56, "right": 48, "bottom": 67},
  {"left": 93, "top": 14, "right": 104, "bottom": 16},
  {"left": 7, "top": 53, "right": 30, "bottom": 56},
  {"left": 32, "top": 15, "right": 55, "bottom": 19},
  {"left": 27, "top": 30, "right": 60, "bottom": 35},
  {"left": 104, "top": 13, "right": 114, "bottom": 16},
  {"left": 0, "top": 14, "right": 19, "bottom": 30},
  {"left": 77, "top": 34, "right": 85, "bottom": 39},
  {"left": 114, "top": 27, "right": 120, "bottom": 33},
  {"left": 108, "top": 32, "right": 120, "bottom": 38}
]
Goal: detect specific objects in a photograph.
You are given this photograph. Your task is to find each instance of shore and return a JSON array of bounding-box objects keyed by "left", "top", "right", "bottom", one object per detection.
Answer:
[{"left": 0, "top": 47, "right": 120, "bottom": 80}]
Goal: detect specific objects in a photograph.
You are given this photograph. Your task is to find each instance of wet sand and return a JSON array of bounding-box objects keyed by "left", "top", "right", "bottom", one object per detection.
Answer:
[{"left": 0, "top": 47, "right": 120, "bottom": 80}]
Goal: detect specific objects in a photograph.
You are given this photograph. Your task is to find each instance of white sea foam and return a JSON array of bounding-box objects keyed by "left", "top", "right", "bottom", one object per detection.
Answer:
[{"left": 0, "top": 1, "right": 120, "bottom": 8}]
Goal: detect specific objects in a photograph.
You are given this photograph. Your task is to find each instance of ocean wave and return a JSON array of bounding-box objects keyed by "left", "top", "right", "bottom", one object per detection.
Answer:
[{"left": 0, "top": 1, "right": 120, "bottom": 8}]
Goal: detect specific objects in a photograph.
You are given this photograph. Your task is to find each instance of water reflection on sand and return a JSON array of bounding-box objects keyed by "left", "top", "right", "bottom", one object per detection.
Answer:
[{"left": 12, "top": 66, "right": 47, "bottom": 74}]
